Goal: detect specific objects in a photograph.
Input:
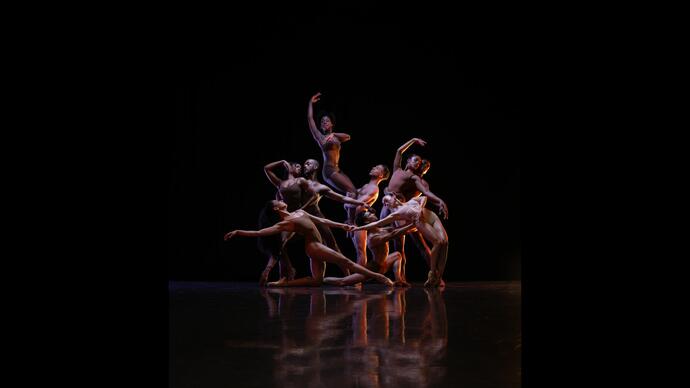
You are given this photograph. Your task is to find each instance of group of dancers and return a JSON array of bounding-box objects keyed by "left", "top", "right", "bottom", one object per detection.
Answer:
[{"left": 224, "top": 93, "right": 449, "bottom": 287}]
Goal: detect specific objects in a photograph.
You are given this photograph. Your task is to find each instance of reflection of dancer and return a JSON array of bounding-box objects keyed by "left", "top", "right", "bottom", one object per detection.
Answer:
[
  {"left": 255, "top": 287, "right": 448, "bottom": 388},
  {"left": 307, "top": 92, "right": 356, "bottom": 197},
  {"left": 354, "top": 195, "right": 449, "bottom": 287},
  {"left": 263, "top": 288, "right": 385, "bottom": 388},
  {"left": 344, "top": 164, "right": 390, "bottom": 265},
  {"left": 348, "top": 288, "right": 448, "bottom": 388},
  {"left": 224, "top": 200, "right": 394, "bottom": 287},
  {"left": 324, "top": 211, "right": 415, "bottom": 287},
  {"left": 420, "top": 288, "right": 448, "bottom": 368}
]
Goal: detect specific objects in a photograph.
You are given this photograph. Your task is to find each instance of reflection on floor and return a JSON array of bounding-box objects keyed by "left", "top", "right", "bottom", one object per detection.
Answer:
[{"left": 169, "top": 282, "right": 521, "bottom": 388}]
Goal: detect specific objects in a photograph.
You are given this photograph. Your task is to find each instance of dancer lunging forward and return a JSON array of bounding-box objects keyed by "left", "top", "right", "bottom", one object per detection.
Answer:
[{"left": 225, "top": 200, "right": 394, "bottom": 287}]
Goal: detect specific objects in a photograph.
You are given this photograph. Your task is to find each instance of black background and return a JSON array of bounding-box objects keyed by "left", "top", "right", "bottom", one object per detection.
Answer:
[
  {"left": 29, "top": 4, "right": 631, "bottom": 387},
  {"left": 170, "top": 6, "right": 521, "bottom": 282}
]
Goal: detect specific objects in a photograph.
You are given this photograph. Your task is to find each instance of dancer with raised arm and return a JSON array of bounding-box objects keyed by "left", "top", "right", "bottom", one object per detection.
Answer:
[
  {"left": 382, "top": 138, "right": 450, "bottom": 283},
  {"left": 381, "top": 137, "right": 426, "bottom": 283},
  {"left": 324, "top": 211, "right": 415, "bottom": 287},
  {"left": 307, "top": 92, "right": 357, "bottom": 198},
  {"left": 224, "top": 200, "right": 395, "bottom": 287},
  {"left": 354, "top": 195, "right": 449, "bottom": 287},
  {"left": 259, "top": 159, "right": 308, "bottom": 284}
]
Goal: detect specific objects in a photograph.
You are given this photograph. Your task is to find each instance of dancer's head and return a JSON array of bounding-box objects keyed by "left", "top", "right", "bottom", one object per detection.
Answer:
[
  {"left": 289, "top": 162, "right": 303, "bottom": 177},
  {"left": 418, "top": 159, "right": 431, "bottom": 176},
  {"left": 303, "top": 159, "right": 320, "bottom": 176},
  {"left": 369, "top": 164, "right": 391, "bottom": 180},
  {"left": 270, "top": 199, "right": 288, "bottom": 212},
  {"left": 318, "top": 112, "right": 335, "bottom": 134},
  {"left": 355, "top": 211, "right": 378, "bottom": 226},
  {"left": 382, "top": 194, "right": 402, "bottom": 209},
  {"left": 405, "top": 154, "right": 422, "bottom": 171}
]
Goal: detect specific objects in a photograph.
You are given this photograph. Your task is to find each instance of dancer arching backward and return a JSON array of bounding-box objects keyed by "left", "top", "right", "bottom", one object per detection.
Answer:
[
  {"left": 354, "top": 195, "right": 449, "bottom": 287},
  {"left": 324, "top": 211, "right": 416, "bottom": 287},
  {"left": 307, "top": 92, "right": 357, "bottom": 197},
  {"left": 342, "top": 164, "right": 390, "bottom": 266},
  {"left": 224, "top": 200, "right": 395, "bottom": 287},
  {"left": 301, "top": 158, "right": 372, "bottom": 273},
  {"left": 382, "top": 138, "right": 450, "bottom": 283}
]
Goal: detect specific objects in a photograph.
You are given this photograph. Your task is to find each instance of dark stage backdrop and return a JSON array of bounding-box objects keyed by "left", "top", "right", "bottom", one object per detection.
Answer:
[{"left": 170, "top": 18, "right": 520, "bottom": 282}]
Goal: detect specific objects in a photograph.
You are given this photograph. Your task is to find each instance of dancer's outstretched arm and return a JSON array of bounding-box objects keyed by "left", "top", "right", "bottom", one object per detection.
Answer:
[
  {"left": 352, "top": 213, "right": 400, "bottom": 232},
  {"left": 301, "top": 211, "right": 354, "bottom": 231},
  {"left": 224, "top": 221, "right": 291, "bottom": 240},
  {"left": 393, "top": 138, "right": 426, "bottom": 170},
  {"left": 310, "top": 181, "right": 371, "bottom": 208},
  {"left": 411, "top": 176, "right": 448, "bottom": 219},
  {"left": 264, "top": 160, "right": 290, "bottom": 188},
  {"left": 372, "top": 223, "right": 417, "bottom": 244},
  {"left": 307, "top": 92, "right": 325, "bottom": 144}
]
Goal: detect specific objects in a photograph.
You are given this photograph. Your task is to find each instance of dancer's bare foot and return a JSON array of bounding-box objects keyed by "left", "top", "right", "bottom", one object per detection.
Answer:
[
  {"left": 394, "top": 280, "right": 411, "bottom": 287},
  {"left": 267, "top": 277, "right": 288, "bottom": 287},
  {"left": 381, "top": 277, "right": 395, "bottom": 287},
  {"left": 424, "top": 271, "right": 440, "bottom": 287}
]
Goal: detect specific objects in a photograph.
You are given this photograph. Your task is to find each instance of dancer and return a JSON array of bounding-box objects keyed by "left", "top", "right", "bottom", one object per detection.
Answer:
[
  {"left": 408, "top": 159, "right": 434, "bottom": 267},
  {"left": 380, "top": 137, "right": 425, "bottom": 283},
  {"left": 410, "top": 159, "right": 449, "bottom": 220},
  {"left": 307, "top": 92, "right": 357, "bottom": 197},
  {"left": 324, "top": 211, "right": 416, "bottom": 287},
  {"left": 260, "top": 159, "right": 307, "bottom": 284},
  {"left": 302, "top": 158, "right": 373, "bottom": 274},
  {"left": 224, "top": 200, "right": 394, "bottom": 287},
  {"left": 264, "top": 159, "right": 306, "bottom": 211},
  {"left": 343, "top": 164, "right": 390, "bottom": 265},
  {"left": 354, "top": 195, "right": 449, "bottom": 287}
]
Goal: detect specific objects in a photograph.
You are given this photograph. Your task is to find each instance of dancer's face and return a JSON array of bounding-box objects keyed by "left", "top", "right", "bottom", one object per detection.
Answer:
[
  {"left": 272, "top": 200, "right": 288, "bottom": 211},
  {"left": 303, "top": 159, "right": 319, "bottom": 175},
  {"left": 290, "top": 163, "right": 302, "bottom": 176},
  {"left": 383, "top": 195, "right": 398, "bottom": 208},
  {"left": 406, "top": 155, "right": 422, "bottom": 171},
  {"left": 320, "top": 116, "right": 333, "bottom": 133},
  {"left": 369, "top": 164, "right": 390, "bottom": 179},
  {"left": 363, "top": 212, "right": 378, "bottom": 224},
  {"left": 419, "top": 160, "right": 430, "bottom": 176},
  {"left": 370, "top": 165, "right": 384, "bottom": 178}
]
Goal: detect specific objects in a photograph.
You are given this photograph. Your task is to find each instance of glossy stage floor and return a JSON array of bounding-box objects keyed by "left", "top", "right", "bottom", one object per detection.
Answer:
[{"left": 169, "top": 281, "right": 521, "bottom": 388}]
